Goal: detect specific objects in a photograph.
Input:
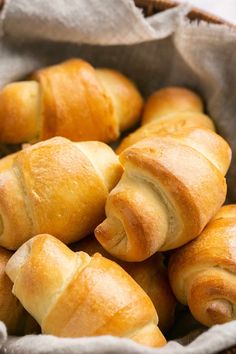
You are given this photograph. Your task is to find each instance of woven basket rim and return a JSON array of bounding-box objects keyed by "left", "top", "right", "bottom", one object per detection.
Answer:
[{"left": 134, "top": 0, "right": 235, "bottom": 28}]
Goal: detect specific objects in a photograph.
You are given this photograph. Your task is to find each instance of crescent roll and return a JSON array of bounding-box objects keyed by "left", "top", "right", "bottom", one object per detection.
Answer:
[
  {"left": 96, "top": 129, "right": 231, "bottom": 261},
  {"left": 169, "top": 205, "right": 236, "bottom": 327},
  {"left": 117, "top": 87, "right": 214, "bottom": 153},
  {"left": 6, "top": 234, "right": 166, "bottom": 348},
  {"left": 73, "top": 236, "right": 176, "bottom": 332},
  {"left": 0, "top": 247, "right": 39, "bottom": 334},
  {"left": 0, "top": 59, "right": 143, "bottom": 144},
  {"left": 0, "top": 137, "right": 123, "bottom": 250},
  {"left": 142, "top": 87, "right": 204, "bottom": 125}
]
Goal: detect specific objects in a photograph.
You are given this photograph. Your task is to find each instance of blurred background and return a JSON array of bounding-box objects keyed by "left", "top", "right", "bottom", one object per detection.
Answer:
[{"left": 176, "top": 0, "right": 236, "bottom": 24}]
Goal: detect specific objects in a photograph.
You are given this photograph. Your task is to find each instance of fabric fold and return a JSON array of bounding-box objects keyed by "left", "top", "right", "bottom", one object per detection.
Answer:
[
  {"left": 0, "top": 0, "right": 189, "bottom": 44},
  {"left": 1, "top": 321, "right": 236, "bottom": 354}
]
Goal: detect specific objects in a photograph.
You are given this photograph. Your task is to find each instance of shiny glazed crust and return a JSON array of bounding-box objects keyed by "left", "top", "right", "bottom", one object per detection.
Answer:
[
  {"left": 95, "top": 133, "right": 231, "bottom": 261},
  {"left": 116, "top": 111, "right": 215, "bottom": 154},
  {"left": 0, "top": 59, "right": 143, "bottom": 144},
  {"left": 168, "top": 205, "right": 236, "bottom": 327},
  {"left": 142, "top": 87, "right": 204, "bottom": 125},
  {"left": 0, "top": 137, "right": 123, "bottom": 250},
  {"left": 117, "top": 86, "right": 213, "bottom": 153},
  {"left": 6, "top": 234, "right": 166, "bottom": 348},
  {"left": 0, "top": 247, "right": 39, "bottom": 334},
  {"left": 72, "top": 236, "right": 176, "bottom": 332}
]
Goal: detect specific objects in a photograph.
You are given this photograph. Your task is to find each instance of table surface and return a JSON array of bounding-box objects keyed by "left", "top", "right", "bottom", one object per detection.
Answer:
[{"left": 176, "top": 0, "right": 236, "bottom": 24}]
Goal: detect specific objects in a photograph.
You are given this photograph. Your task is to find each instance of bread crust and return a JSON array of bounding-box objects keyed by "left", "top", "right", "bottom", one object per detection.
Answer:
[
  {"left": 0, "top": 247, "right": 39, "bottom": 334},
  {"left": 6, "top": 234, "right": 166, "bottom": 347},
  {"left": 0, "top": 137, "right": 123, "bottom": 250},
  {"left": 96, "top": 134, "right": 230, "bottom": 261},
  {"left": 142, "top": 87, "right": 203, "bottom": 125},
  {"left": 72, "top": 236, "right": 176, "bottom": 332},
  {"left": 0, "top": 59, "right": 143, "bottom": 144},
  {"left": 169, "top": 205, "right": 236, "bottom": 327}
]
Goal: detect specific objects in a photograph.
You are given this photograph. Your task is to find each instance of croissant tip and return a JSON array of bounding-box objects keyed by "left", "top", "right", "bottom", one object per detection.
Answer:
[
  {"left": 5, "top": 238, "right": 32, "bottom": 283},
  {"left": 206, "top": 299, "right": 233, "bottom": 324}
]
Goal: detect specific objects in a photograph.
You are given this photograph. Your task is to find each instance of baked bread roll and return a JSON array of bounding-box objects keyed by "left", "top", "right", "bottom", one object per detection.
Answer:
[
  {"left": 73, "top": 236, "right": 176, "bottom": 332},
  {"left": 116, "top": 111, "right": 215, "bottom": 154},
  {"left": 0, "top": 59, "right": 143, "bottom": 144},
  {"left": 169, "top": 205, "right": 236, "bottom": 327},
  {"left": 117, "top": 87, "right": 213, "bottom": 153},
  {"left": 0, "top": 137, "right": 123, "bottom": 250},
  {"left": 0, "top": 247, "right": 39, "bottom": 335},
  {"left": 142, "top": 87, "right": 204, "bottom": 125},
  {"left": 6, "top": 234, "right": 166, "bottom": 348},
  {"left": 95, "top": 129, "right": 231, "bottom": 261}
]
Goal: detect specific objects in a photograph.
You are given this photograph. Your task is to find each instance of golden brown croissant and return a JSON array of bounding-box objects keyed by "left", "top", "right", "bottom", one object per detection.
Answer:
[
  {"left": 0, "top": 247, "right": 39, "bottom": 334},
  {"left": 95, "top": 128, "right": 231, "bottom": 261},
  {"left": 142, "top": 87, "right": 204, "bottom": 125},
  {"left": 116, "top": 111, "right": 215, "bottom": 154},
  {"left": 6, "top": 234, "right": 166, "bottom": 348},
  {"left": 0, "top": 59, "right": 143, "bottom": 144},
  {"left": 168, "top": 205, "right": 236, "bottom": 327},
  {"left": 72, "top": 236, "right": 176, "bottom": 332},
  {"left": 117, "top": 87, "right": 214, "bottom": 153},
  {"left": 0, "top": 136, "right": 123, "bottom": 250}
]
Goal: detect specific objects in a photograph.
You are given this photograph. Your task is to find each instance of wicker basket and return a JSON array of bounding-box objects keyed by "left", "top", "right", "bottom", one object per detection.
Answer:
[{"left": 134, "top": 0, "right": 235, "bottom": 26}]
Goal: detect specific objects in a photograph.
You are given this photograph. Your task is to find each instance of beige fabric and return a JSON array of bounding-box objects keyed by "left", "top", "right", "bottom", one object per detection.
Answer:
[
  {"left": 0, "top": 0, "right": 236, "bottom": 352},
  {"left": 1, "top": 321, "right": 236, "bottom": 353}
]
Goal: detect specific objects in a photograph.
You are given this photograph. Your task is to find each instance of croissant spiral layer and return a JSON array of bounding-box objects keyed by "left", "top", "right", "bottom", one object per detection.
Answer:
[{"left": 169, "top": 205, "right": 236, "bottom": 327}]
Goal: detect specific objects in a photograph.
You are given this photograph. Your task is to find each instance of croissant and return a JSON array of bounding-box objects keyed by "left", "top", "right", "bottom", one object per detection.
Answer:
[
  {"left": 0, "top": 137, "right": 123, "bottom": 250},
  {"left": 117, "top": 87, "right": 214, "bottom": 153},
  {"left": 72, "top": 236, "right": 176, "bottom": 332},
  {"left": 0, "top": 59, "right": 143, "bottom": 144},
  {"left": 0, "top": 247, "right": 39, "bottom": 334},
  {"left": 6, "top": 234, "right": 166, "bottom": 348},
  {"left": 116, "top": 111, "right": 215, "bottom": 153},
  {"left": 95, "top": 128, "right": 231, "bottom": 261},
  {"left": 168, "top": 205, "right": 236, "bottom": 327},
  {"left": 142, "top": 86, "right": 204, "bottom": 125}
]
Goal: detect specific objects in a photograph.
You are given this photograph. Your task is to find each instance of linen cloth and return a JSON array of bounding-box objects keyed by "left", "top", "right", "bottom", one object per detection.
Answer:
[{"left": 0, "top": 1, "right": 235, "bottom": 353}]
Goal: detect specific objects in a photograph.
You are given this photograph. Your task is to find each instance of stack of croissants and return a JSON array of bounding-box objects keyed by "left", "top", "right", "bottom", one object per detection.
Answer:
[{"left": 0, "top": 58, "right": 235, "bottom": 348}]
